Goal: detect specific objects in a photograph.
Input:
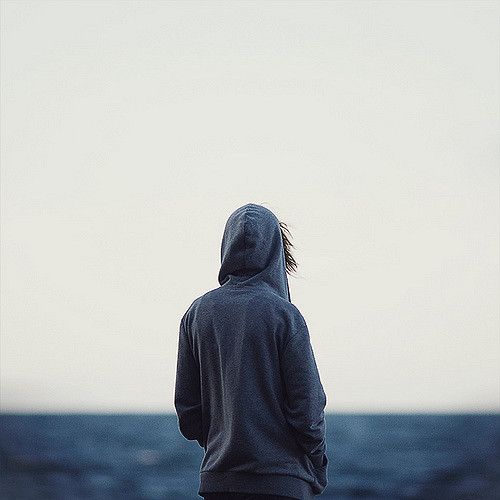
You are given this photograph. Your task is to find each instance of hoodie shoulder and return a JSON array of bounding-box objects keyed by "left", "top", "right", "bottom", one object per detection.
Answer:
[
  {"left": 284, "top": 300, "right": 307, "bottom": 325},
  {"left": 181, "top": 286, "right": 305, "bottom": 336},
  {"left": 180, "top": 290, "right": 210, "bottom": 324},
  {"left": 248, "top": 287, "right": 307, "bottom": 328}
]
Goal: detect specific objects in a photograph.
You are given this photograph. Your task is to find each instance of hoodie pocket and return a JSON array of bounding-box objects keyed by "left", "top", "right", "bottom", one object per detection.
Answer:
[
  {"left": 316, "top": 452, "right": 328, "bottom": 469},
  {"left": 308, "top": 448, "right": 327, "bottom": 470},
  {"left": 310, "top": 454, "right": 329, "bottom": 495},
  {"left": 314, "top": 454, "right": 328, "bottom": 489}
]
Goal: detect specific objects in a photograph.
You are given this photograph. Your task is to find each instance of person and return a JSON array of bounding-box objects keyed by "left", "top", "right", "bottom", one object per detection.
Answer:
[{"left": 174, "top": 203, "right": 328, "bottom": 500}]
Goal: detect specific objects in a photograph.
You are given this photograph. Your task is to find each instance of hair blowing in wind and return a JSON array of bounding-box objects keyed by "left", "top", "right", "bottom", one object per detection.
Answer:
[{"left": 279, "top": 221, "right": 298, "bottom": 276}]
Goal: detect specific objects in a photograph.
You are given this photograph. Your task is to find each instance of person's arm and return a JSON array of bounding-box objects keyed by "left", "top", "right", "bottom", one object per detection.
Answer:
[
  {"left": 280, "top": 314, "right": 328, "bottom": 470},
  {"left": 174, "top": 315, "right": 203, "bottom": 447}
]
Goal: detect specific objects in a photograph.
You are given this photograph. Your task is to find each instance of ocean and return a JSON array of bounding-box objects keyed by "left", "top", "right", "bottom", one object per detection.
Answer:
[{"left": 0, "top": 413, "right": 498, "bottom": 499}]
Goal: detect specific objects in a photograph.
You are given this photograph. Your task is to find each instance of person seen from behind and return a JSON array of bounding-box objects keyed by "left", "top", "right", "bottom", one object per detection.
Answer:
[{"left": 175, "top": 203, "right": 328, "bottom": 499}]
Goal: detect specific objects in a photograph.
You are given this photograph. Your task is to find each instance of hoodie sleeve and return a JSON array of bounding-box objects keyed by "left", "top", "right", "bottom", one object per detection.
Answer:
[
  {"left": 174, "top": 315, "right": 203, "bottom": 448},
  {"left": 280, "top": 315, "right": 328, "bottom": 471}
]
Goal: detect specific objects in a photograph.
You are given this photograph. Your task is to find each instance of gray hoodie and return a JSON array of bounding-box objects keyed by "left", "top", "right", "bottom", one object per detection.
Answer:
[{"left": 174, "top": 203, "right": 328, "bottom": 498}]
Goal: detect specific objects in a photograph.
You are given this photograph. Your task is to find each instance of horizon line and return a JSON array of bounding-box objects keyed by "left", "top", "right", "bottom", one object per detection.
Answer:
[{"left": 1, "top": 409, "right": 499, "bottom": 416}]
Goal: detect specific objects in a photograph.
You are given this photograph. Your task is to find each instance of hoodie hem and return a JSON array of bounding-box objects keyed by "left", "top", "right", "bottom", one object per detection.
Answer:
[{"left": 199, "top": 470, "right": 315, "bottom": 499}]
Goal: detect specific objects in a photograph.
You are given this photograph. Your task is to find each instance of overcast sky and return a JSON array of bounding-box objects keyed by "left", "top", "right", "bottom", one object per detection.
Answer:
[{"left": 1, "top": 0, "right": 498, "bottom": 413}]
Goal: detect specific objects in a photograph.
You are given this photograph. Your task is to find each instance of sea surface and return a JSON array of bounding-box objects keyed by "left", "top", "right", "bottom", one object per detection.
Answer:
[{"left": 0, "top": 413, "right": 498, "bottom": 499}]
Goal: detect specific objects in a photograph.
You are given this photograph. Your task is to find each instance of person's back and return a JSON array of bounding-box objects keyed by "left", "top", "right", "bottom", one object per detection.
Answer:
[{"left": 175, "top": 203, "right": 328, "bottom": 499}]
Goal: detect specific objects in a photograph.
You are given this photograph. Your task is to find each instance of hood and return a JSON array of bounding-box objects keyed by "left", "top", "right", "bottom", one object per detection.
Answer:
[{"left": 218, "top": 203, "right": 291, "bottom": 302}]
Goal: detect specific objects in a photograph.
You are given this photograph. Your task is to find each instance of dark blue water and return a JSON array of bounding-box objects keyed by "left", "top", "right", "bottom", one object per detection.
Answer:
[{"left": 0, "top": 413, "right": 498, "bottom": 499}]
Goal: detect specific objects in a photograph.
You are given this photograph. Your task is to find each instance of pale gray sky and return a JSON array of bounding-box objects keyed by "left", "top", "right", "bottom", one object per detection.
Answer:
[{"left": 1, "top": 0, "right": 498, "bottom": 413}]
